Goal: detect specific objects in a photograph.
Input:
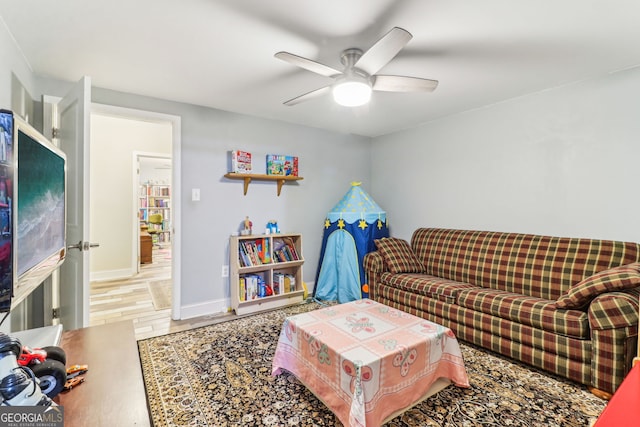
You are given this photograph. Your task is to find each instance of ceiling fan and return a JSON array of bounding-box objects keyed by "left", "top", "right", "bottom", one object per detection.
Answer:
[{"left": 275, "top": 27, "right": 438, "bottom": 107}]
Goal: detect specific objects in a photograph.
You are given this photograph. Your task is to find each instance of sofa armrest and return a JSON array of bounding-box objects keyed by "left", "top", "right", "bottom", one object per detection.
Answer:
[
  {"left": 588, "top": 290, "right": 639, "bottom": 331},
  {"left": 363, "top": 251, "right": 387, "bottom": 300},
  {"left": 363, "top": 251, "right": 386, "bottom": 274},
  {"left": 588, "top": 289, "right": 639, "bottom": 393}
]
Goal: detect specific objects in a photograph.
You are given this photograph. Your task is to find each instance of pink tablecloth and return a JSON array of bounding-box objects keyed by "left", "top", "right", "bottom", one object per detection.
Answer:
[{"left": 272, "top": 299, "right": 469, "bottom": 427}]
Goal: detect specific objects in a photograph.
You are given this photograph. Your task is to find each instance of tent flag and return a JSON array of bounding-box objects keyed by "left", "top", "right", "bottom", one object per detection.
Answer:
[{"left": 314, "top": 182, "right": 389, "bottom": 302}]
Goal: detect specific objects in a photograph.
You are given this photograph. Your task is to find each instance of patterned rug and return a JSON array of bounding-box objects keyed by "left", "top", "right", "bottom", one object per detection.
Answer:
[{"left": 138, "top": 302, "right": 606, "bottom": 426}]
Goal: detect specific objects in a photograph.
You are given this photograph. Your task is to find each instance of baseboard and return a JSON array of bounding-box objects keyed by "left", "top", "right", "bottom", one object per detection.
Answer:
[
  {"left": 90, "top": 268, "right": 134, "bottom": 282},
  {"left": 179, "top": 281, "right": 315, "bottom": 320},
  {"left": 179, "top": 298, "right": 230, "bottom": 320}
]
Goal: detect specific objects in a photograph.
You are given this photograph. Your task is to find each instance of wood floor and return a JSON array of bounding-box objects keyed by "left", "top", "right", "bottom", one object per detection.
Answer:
[{"left": 90, "top": 247, "right": 235, "bottom": 340}]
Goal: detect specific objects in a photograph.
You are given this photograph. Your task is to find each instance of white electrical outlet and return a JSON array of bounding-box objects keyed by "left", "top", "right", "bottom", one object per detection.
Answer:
[{"left": 221, "top": 265, "right": 229, "bottom": 277}]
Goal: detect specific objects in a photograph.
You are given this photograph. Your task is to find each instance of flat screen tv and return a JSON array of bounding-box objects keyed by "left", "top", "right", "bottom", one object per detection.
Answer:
[{"left": 0, "top": 109, "right": 67, "bottom": 313}]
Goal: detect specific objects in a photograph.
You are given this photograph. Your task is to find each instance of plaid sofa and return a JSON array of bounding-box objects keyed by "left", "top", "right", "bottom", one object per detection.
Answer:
[{"left": 363, "top": 228, "right": 640, "bottom": 395}]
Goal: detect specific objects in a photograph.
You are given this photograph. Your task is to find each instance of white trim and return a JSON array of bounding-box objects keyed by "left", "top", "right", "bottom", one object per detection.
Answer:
[
  {"left": 170, "top": 117, "right": 182, "bottom": 320},
  {"left": 179, "top": 298, "right": 231, "bottom": 320},
  {"left": 91, "top": 103, "right": 182, "bottom": 320}
]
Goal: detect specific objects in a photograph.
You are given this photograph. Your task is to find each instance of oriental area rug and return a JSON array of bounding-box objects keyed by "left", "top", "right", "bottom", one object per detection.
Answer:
[{"left": 138, "top": 302, "right": 606, "bottom": 426}]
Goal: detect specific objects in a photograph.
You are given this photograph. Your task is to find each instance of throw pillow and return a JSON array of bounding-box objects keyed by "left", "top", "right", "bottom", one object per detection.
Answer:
[
  {"left": 555, "top": 262, "right": 640, "bottom": 309},
  {"left": 374, "top": 237, "right": 424, "bottom": 274}
]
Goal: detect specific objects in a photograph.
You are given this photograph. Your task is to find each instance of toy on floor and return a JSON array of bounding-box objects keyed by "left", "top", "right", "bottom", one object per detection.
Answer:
[{"left": 18, "top": 344, "right": 67, "bottom": 398}]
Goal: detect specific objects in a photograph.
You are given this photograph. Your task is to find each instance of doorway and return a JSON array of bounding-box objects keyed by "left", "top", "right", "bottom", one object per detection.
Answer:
[
  {"left": 89, "top": 104, "right": 181, "bottom": 325},
  {"left": 137, "top": 155, "right": 172, "bottom": 313}
]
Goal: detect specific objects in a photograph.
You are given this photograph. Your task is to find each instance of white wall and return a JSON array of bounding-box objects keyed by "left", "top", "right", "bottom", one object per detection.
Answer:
[
  {"left": 372, "top": 66, "right": 640, "bottom": 243},
  {"left": 89, "top": 113, "right": 172, "bottom": 280},
  {"left": 139, "top": 157, "right": 171, "bottom": 185}
]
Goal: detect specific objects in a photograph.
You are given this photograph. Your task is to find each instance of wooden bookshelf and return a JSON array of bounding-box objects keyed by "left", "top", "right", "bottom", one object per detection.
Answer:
[
  {"left": 229, "top": 233, "right": 305, "bottom": 315},
  {"left": 224, "top": 173, "right": 303, "bottom": 196}
]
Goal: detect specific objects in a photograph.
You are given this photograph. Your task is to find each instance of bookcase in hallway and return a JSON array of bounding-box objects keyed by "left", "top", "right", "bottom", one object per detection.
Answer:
[
  {"left": 139, "top": 183, "right": 171, "bottom": 245},
  {"left": 230, "top": 233, "right": 305, "bottom": 315}
]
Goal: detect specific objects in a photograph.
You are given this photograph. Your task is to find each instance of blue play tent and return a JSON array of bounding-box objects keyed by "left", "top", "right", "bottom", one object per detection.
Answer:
[{"left": 314, "top": 182, "right": 389, "bottom": 303}]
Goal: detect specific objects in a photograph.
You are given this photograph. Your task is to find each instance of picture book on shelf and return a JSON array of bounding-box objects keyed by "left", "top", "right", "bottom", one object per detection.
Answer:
[
  {"left": 272, "top": 237, "right": 300, "bottom": 262},
  {"left": 237, "top": 238, "right": 271, "bottom": 267},
  {"left": 229, "top": 150, "right": 252, "bottom": 174},
  {"left": 266, "top": 154, "right": 298, "bottom": 176},
  {"left": 239, "top": 277, "right": 246, "bottom": 301},
  {"left": 240, "top": 273, "right": 274, "bottom": 300},
  {"left": 273, "top": 272, "right": 296, "bottom": 294}
]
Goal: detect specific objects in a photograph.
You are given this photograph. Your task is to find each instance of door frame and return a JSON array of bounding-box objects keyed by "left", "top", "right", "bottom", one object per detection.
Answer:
[{"left": 91, "top": 103, "right": 182, "bottom": 320}]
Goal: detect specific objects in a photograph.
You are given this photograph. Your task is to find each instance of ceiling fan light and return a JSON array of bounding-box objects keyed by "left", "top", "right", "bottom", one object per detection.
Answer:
[{"left": 332, "top": 80, "right": 372, "bottom": 107}]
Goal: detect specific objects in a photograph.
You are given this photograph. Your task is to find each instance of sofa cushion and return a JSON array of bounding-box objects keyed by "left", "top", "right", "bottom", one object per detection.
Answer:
[
  {"left": 380, "top": 272, "right": 478, "bottom": 303},
  {"left": 555, "top": 262, "right": 640, "bottom": 309},
  {"left": 457, "top": 288, "right": 589, "bottom": 339},
  {"left": 375, "top": 237, "right": 424, "bottom": 274}
]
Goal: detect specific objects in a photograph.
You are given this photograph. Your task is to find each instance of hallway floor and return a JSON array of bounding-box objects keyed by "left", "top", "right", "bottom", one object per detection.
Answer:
[{"left": 89, "top": 247, "right": 234, "bottom": 340}]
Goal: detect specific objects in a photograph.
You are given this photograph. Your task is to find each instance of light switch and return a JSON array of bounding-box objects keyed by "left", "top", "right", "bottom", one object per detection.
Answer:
[{"left": 192, "top": 188, "right": 200, "bottom": 201}]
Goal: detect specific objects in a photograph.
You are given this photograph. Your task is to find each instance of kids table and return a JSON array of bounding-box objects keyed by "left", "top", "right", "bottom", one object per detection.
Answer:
[{"left": 272, "top": 299, "right": 469, "bottom": 427}]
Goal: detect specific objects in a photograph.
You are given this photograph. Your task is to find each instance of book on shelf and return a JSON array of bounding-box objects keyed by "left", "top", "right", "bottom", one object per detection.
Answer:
[
  {"left": 229, "top": 150, "right": 252, "bottom": 174},
  {"left": 238, "top": 238, "right": 273, "bottom": 267},
  {"left": 151, "top": 198, "right": 170, "bottom": 208},
  {"left": 240, "top": 273, "right": 274, "bottom": 300},
  {"left": 144, "top": 184, "right": 170, "bottom": 197},
  {"left": 239, "top": 277, "right": 246, "bottom": 302},
  {"left": 242, "top": 274, "right": 259, "bottom": 300},
  {"left": 238, "top": 243, "right": 251, "bottom": 267},
  {"left": 272, "top": 237, "right": 300, "bottom": 262},
  {"left": 266, "top": 154, "right": 298, "bottom": 176},
  {"left": 273, "top": 273, "right": 296, "bottom": 294}
]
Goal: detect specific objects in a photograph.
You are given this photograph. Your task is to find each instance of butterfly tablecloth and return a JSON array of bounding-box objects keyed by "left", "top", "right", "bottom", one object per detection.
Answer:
[{"left": 272, "top": 299, "right": 470, "bottom": 427}]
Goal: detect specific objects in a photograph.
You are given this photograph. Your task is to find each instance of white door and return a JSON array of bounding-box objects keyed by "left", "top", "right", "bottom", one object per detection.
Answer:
[{"left": 57, "top": 77, "right": 92, "bottom": 330}]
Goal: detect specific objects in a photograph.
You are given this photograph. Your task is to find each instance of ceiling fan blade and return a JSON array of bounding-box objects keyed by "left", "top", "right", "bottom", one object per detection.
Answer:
[
  {"left": 354, "top": 27, "right": 412, "bottom": 75},
  {"left": 373, "top": 75, "right": 439, "bottom": 92},
  {"left": 275, "top": 52, "right": 342, "bottom": 78},
  {"left": 283, "top": 86, "right": 331, "bottom": 106}
]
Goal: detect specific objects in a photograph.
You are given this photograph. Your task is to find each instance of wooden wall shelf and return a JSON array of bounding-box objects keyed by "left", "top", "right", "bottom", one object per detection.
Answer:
[{"left": 224, "top": 173, "right": 303, "bottom": 196}]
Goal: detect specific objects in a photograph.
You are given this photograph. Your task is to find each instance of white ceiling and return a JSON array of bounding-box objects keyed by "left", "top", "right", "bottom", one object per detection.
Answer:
[{"left": 2, "top": 0, "right": 640, "bottom": 137}]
